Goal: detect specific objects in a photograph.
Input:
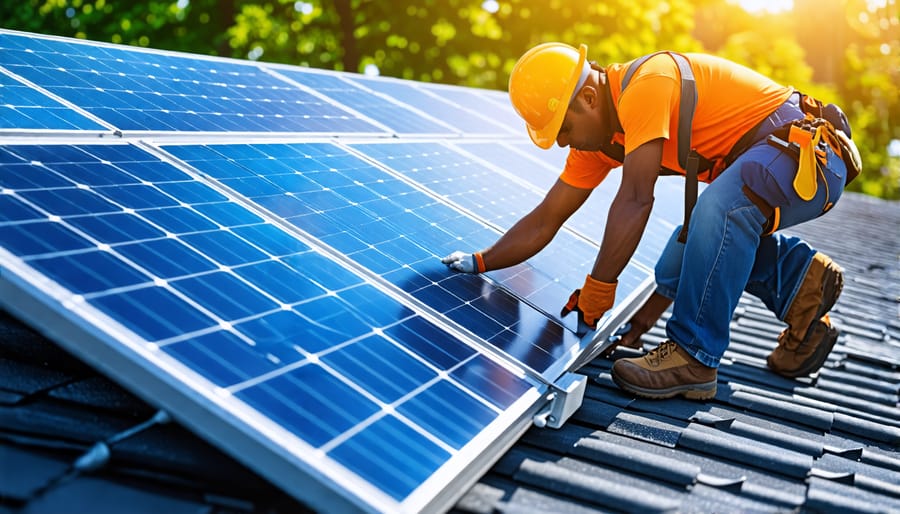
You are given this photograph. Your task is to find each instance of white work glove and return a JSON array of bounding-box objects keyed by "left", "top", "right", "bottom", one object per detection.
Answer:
[{"left": 441, "top": 251, "right": 483, "bottom": 273}]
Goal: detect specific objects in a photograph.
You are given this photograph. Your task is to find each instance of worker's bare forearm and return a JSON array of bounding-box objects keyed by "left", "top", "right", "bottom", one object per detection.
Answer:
[
  {"left": 478, "top": 178, "right": 591, "bottom": 271},
  {"left": 591, "top": 195, "right": 653, "bottom": 283},
  {"left": 481, "top": 212, "right": 555, "bottom": 270}
]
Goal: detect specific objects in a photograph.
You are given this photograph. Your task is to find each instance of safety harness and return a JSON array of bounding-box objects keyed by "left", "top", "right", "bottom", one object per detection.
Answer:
[
  {"left": 594, "top": 52, "right": 859, "bottom": 243},
  {"left": 595, "top": 51, "right": 703, "bottom": 243}
]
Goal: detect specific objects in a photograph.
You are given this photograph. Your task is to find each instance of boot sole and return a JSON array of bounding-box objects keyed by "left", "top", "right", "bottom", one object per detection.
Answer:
[
  {"left": 611, "top": 370, "right": 717, "bottom": 400},
  {"left": 774, "top": 323, "right": 839, "bottom": 378}
]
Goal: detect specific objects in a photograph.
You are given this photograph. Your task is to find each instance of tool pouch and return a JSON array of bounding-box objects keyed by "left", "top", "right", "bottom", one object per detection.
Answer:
[
  {"left": 797, "top": 94, "right": 861, "bottom": 185},
  {"left": 833, "top": 127, "right": 861, "bottom": 186},
  {"left": 744, "top": 115, "right": 847, "bottom": 235},
  {"left": 770, "top": 114, "right": 860, "bottom": 189}
]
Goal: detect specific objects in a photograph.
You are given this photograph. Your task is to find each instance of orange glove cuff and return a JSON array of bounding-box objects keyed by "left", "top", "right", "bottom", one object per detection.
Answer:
[
  {"left": 474, "top": 252, "right": 486, "bottom": 273},
  {"left": 578, "top": 274, "right": 616, "bottom": 321}
]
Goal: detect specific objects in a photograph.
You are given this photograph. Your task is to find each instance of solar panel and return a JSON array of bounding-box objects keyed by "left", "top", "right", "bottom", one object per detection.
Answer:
[
  {"left": 347, "top": 141, "right": 651, "bottom": 305},
  {"left": 0, "top": 29, "right": 675, "bottom": 513},
  {"left": 0, "top": 141, "right": 541, "bottom": 512},
  {"left": 0, "top": 32, "right": 385, "bottom": 135},
  {"left": 160, "top": 141, "right": 582, "bottom": 376}
]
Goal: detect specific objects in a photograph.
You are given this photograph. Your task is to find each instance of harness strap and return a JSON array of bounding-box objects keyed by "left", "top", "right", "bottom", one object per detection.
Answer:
[{"left": 621, "top": 52, "right": 699, "bottom": 243}]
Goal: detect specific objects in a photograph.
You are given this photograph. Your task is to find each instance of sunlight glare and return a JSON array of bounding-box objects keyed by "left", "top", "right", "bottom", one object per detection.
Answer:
[{"left": 736, "top": 0, "right": 794, "bottom": 14}]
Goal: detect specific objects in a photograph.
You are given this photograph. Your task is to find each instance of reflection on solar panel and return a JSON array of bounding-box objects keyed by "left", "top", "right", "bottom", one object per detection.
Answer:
[
  {"left": 0, "top": 32, "right": 384, "bottom": 135},
  {"left": 0, "top": 69, "right": 107, "bottom": 131},
  {"left": 0, "top": 29, "right": 675, "bottom": 513}
]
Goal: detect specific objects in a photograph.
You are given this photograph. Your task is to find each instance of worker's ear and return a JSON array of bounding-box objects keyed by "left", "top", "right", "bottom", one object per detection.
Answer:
[{"left": 579, "top": 85, "right": 599, "bottom": 110}]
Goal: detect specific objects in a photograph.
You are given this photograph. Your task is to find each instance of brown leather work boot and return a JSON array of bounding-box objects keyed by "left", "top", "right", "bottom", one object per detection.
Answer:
[
  {"left": 767, "top": 252, "right": 843, "bottom": 377},
  {"left": 611, "top": 341, "right": 717, "bottom": 400},
  {"left": 768, "top": 315, "right": 838, "bottom": 377}
]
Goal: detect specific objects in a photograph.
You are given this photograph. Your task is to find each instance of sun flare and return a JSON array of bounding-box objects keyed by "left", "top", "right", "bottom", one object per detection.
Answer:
[{"left": 735, "top": 0, "right": 794, "bottom": 14}]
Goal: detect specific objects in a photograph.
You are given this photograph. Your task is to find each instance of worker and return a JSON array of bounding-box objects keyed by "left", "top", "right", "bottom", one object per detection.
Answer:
[{"left": 441, "top": 43, "right": 861, "bottom": 400}]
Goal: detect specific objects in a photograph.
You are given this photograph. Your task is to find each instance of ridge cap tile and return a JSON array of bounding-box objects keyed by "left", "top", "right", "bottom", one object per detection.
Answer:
[
  {"left": 570, "top": 397, "right": 625, "bottom": 429},
  {"left": 832, "top": 412, "right": 900, "bottom": 446},
  {"left": 815, "top": 452, "right": 900, "bottom": 487},
  {"left": 858, "top": 448, "right": 900, "bottom": 473},
  {"left": 678, "top": 482, "right": 799, "bottom": 513},
  {"left": 793, "top": 388, "right": 900, "bottom": 425}
]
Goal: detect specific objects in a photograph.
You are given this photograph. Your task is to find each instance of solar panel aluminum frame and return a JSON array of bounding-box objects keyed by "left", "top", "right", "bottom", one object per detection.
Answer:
[
  {"left": 0, "top": 66, "right": 118, "bottom": 138},
  {"left": 0, "top": 245, "right": 547, "bottom": 514},
  {"left": 568, "top": 273, "right": 657, "bottom": 372}
]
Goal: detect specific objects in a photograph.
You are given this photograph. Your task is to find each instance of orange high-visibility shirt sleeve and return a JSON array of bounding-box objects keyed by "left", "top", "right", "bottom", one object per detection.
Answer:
[{"left": 559, "top": 148, "right": 618, "bottom": 189}]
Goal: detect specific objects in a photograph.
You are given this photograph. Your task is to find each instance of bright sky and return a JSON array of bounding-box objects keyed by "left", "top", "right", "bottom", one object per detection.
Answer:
[{"left": 736, "top": 0, "right": 794, "bottom": 13}]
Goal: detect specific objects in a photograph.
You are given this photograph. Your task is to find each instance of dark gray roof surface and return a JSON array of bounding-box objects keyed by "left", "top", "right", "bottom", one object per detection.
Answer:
[{"left": 1, "top": 191, "right": 898, "bottom": 513}]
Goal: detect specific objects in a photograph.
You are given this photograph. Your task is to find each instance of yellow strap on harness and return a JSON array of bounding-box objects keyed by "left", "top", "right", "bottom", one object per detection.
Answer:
[{"left": 789, "top": 122, "right": 823, "bottom": 201}]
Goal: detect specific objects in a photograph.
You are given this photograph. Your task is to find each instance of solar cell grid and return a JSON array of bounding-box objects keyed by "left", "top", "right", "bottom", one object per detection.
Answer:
[
  {"left": 276, "top": 68, "right": 455, "bottom": 135},
  {"left": 427, "top": 85, "right": 524, "bottom": 135},
  {"left": 0, "top": 32, "right": 384, "bottom": 134},
  {"left": 347, "top": 76, "right": 512, "bottom": 135},
  {"left": 163, "top": 141, "right": 583, "bottom": 375},
  {"left": 0, "top": 71, "right": 106, "bottom": 131},
  {"left": 348, "top": 142, "right": 612, "bottom": 301},
  {"left": 452, "top": 141, "right": 677, "bottom": 270},
  {"left": 0, "top": 141, "right": 541, "bottom": 510}
]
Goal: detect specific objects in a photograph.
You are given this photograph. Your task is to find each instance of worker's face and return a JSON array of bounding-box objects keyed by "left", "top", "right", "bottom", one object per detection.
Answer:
[{"left": 556, "top": 86, "right": 603, "bottom": 151}]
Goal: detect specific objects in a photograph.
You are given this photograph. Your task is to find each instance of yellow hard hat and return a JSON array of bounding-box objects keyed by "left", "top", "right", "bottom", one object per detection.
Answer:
[{"left": 509, "top": 42, "right": 590, "bottom": 149}]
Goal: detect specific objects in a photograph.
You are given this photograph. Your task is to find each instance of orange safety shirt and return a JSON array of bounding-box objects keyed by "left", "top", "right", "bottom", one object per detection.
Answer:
[{"left": 560, "top": 53, "right": 793, "bottom": 189}]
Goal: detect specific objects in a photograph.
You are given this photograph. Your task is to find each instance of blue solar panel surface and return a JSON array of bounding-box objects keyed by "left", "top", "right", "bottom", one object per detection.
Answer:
[
  {"left": 162, "top": 142, "right": 583, "bottom": 375},
  {"left": 275, "top": 68, "right": 456, "bottom": 135},
  {"left": 0, "top": 29, "right": 672, "bottom": 513},
  {"left": 0, "top": 71, "right": 106, "bottom": 131},
  {"left": 350, "top": 142, "right": 651, "bottom": 301},
  {"left": 0, "top": 142, "right": 536, "bottom": 506},
  {"left": 459, "top": 141, "right": 682, "bottom": 270},
  {"left": 0, "top": 32, "right": 384, "bottom": 134},
  {"left": 345, "top": 77, "right": 513, "bottom": 135}
]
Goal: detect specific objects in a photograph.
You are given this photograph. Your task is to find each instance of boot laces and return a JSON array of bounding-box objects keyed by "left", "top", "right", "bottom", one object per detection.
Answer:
[{"left": 644, "top": 340, "right": 678, "bottom": 367}]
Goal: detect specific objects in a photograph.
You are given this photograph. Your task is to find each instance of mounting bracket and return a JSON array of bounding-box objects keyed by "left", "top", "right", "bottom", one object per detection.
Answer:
[{"left": 532, "top": 372, "right": 587, "bottom": 429}]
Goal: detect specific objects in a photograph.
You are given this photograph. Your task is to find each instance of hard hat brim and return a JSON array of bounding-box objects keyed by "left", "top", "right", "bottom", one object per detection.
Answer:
[{"left": 526, "top": 44, "right": 588, "bottom": 150}]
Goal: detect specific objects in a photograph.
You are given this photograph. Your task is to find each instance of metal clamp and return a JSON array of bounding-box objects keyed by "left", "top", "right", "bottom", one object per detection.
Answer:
[{"left": 532, "top": 372, "right": 588, "bottom": 429}]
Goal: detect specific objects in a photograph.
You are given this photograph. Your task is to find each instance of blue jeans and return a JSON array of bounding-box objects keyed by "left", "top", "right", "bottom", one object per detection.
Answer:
[{"left": 654, "top": 98, "right": 848, "bottom": 367}]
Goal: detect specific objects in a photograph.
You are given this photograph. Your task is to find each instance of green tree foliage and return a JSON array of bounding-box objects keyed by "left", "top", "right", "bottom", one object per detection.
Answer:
[
  {"left": 839, "top": 0, "right": 900, "bottom": 198},
  {"left": 2, "top": 0, "right": 897, "bottom": 198},
  {"left": 1, "top": 0, "right": 235, "bottom": 55},
  {"left": 221, "top": 0, "right": 700, "bottom": 88}
]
